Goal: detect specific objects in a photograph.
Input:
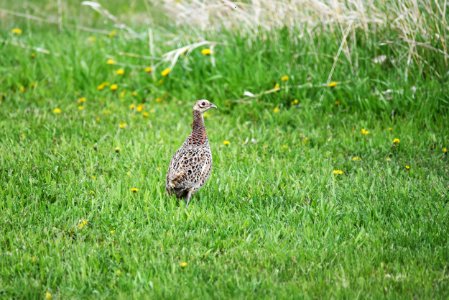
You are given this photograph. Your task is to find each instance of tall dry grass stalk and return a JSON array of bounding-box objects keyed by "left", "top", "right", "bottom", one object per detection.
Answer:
[{"left": 160, "top": 0, "right": 448, "bottom": 66}]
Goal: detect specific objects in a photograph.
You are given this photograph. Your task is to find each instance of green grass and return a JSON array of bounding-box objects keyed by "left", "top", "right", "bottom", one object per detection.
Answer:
[{"left": 1, "top": 2, "right": 449, "bottom": 299}]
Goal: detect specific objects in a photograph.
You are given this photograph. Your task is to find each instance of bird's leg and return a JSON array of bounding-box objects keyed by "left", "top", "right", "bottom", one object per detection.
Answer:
[{"left": 185, "top": 190, "right": 193, "bottom": 207}]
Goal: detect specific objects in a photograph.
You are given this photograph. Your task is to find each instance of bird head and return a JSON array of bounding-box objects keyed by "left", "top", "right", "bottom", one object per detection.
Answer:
[{"left": 193, "top": 99, "right": 217, "bottom": 113}]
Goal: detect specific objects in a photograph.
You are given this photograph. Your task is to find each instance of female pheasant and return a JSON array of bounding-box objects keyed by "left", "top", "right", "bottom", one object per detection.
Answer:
[{"left": 166, "top": 99, "right": 217, "bottom": 206}]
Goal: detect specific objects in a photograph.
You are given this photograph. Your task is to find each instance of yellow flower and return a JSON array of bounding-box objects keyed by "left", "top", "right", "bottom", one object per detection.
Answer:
[
  {"left": 360, "top": 128, "right": 370, "bottom": 135},
  {"left": 87, "top": 36, "right": 96, "bottom": 44},
  {"left": 129, "top": 104, "right": 136, "bottom": 110},
  {"left": 179, "top": 261, "right": 188, "bottom": 268},
  {"left": 110, "top": 230, "right": 115, "bottom": 235},
  {"left": 110, "top": 84, "right": 118, "bottom": 91},
  {"left": 273, "top": 83, "right": 280, "bottom": 91},
  {"left": 91, "top": 175, "right": 96, "bottom": 180},
  {"left": 393, "top": 138, "right": 400, "bottom": 145},
  {"left": 201, "top": 48, "right": 212, "bottom": 56},
  {"left": 19, "top": 86, "right": 26, "bottom": 93},
  {"left": 333, "top": 169, "right": 344, "bottom": 175},
  {"left": 45, "top": 291, "right": 52, "bottom": 300},
  {"left": 11, "top": 28, "right": 22, "bottom": 35},
  {"left": 405, "top": 165, "right": 411, "bottom": 171},
  {"left": 115, "top": 68, "right": 125, "bottom": 75},
  {"left": 142, "top": 111, "right": 149, "bottom": 118},
  {"left": 78, "top": 106, "right": 85, "bottom": 111},
  {"left": 352, "top": 156, "right": 362, "bottom": 161},
  {"left": 281, "top": 75, "right": 289, "bottom": 82},
  {"left": 106, "top": 58, "right": 116, "bottom": 65},
  {"left": 53, "top": 108, "right": 62, "bottom": 114},
  {"left": 78, "top": 97, "right": 87, "bottom": 104},
  {"left": 130, "top": 187, "right": 139, "bottom": 193},
  {"left": 291, "top": 99, "right": 299, "bottom": 105},
  {"left": 328, "top": 81, "right": 338, "bottom": 88},
  {"left": 155, "top": 97, "right": 162, "bottom": 103},
  {"left": 137, "top": 104, "right": 144, "bottom": 112},
  {"left": 119, "top": 122, "right": 127, "bottom": 129},
  {"left": 77, "top": 219, "right": 88, "bottom": 230},
  {"left": 132, "top": 91, "right": 138, "bottom": 97},
  {"left": 223, "top": 140, "right": 230, "bottom": 146},
  {"left": 161, "top": 68, "right": 171, "bottom": 77},
  {"left": 442, "top": 147, "right": 447, "bottom": 153},
  {"left": 115, "top": 147, "right": 120, "bottom": 153},
  {"left": 273, "top": 107, "right": 280, "bottom": 113},
  {"left": 144, "top": 67, "right": 152, "bottom": 73},
  {"left": 97, "top": 82, "right": 109, "bottom": 91},
  {"left": 108, "top": 30, "right": 117, "bottom": 38}
]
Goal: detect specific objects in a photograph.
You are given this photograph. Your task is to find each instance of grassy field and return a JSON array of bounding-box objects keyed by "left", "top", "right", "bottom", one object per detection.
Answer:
[{"left": 1, "top": 1, "right": 449, "bottom": 299}]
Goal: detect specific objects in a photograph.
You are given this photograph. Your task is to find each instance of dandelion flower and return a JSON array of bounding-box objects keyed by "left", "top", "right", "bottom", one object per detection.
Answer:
[
  {"left": 155, "top": 97, "right": 162, "bottom": 103},
  {"left": 393, "top": 138, "right": 400, "bottom": 145},
  {"left": 45, "top": 291, "right": 52, "bottom": 300},
  {"left": 115, "top": 68, "right": 125, "bottom": 75},
  {"left": 11, "top": 28, "right": 22, "bottom": 35},
  {"left": 19, "top": 86, "right": 26, "bottom": 93},
  {"left": 110, "top": 84, "right": 118, "bottom": 91},
  {"left": 442, "top": 147, "right": 447, "bottom": 153},
  {"left": 273, "top": 83, "right": 280, "bottom": 91},
  {"left": 161, "top": 68, "right": 171, "bottom": 77},
  {"left": 179, "top": 261, "right": 188, "bottom": 268},
  {"left": 77, "top": 219, "right": 88, "bottom": 230},
  {"left": 130, "top": 187, "right": 139, "bottom": 193},
  {"left": 53, "top": 108, "right": 62, "bottom": 114},
  {"left": 87, "top": 36, "right": 96, "bottom": 44},
  {"left": 360, "top": 128, "right": 370, "bottom": 135},
  {"left": 405, "top": 165, "right": 411, "bottom": 171},
  {"left": 119, "top": 122, "right": 127, "bottom": 129},
  {"left": 108, "top": 30, "right": 117, "bottom": 38},
  {"left": 273, "top": 107, "right": 280, "bottom": 113},
  {"left": 97, "top": 82, "right": 109, "bottom": 91},
  {"left": 106, "top": 58, "right": 116, "bottom": 65},
  {"left": 142, "top": 111, "right": 149, "bottom": 118},
  {"left": 352, "top": 156, "right": 362, "bottom": 161},
  {"left": 291, "top": 99, "right": 299, "bottom": 105},
  {"left": 78, "top": 106, "right": 85, "bottom": 111},
  {"left": 137, "top": 104, "right": 144, "bottom": 112},
  {"left": 78, "top": 97, "right": 87, "bottom": 104},
  {"left": 328, "top": 81, "right": 338, "bottom": 88},
  {"left": 129, "top": 104, "right": 136, "bottom": 110},
  {"left": 201, "top": 48, "right": 212, "bottom": 56},
  {"left": 333, "top": 169, "right": 344, "bottom": 175},
  {"left": 281, "top": 75, "right": 289, "bottom": 82},
  {"left": 223, "top": 140, "right": 230, "bottom": 146},
  {"left": 144, "top": 67, "right": 152, "bottom": 73}
]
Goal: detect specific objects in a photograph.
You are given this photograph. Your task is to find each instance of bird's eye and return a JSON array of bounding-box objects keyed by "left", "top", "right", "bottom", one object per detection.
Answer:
[{"left": 201, "top": 101, "right": 206, "bottom": 106}]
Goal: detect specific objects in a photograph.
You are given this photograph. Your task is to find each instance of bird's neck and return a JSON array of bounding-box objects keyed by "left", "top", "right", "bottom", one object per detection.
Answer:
[{"left": 189, "top": 110, "right": 207, "bottom": 145}]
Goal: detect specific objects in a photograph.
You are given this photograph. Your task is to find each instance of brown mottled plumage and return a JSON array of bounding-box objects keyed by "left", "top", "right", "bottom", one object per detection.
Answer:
[{"left": 166, "top": 100, "right": 217, "bottom": 206}]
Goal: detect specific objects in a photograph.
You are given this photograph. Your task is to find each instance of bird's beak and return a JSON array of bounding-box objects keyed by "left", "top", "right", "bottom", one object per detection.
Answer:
[{"left": 210, "top": 103, "right": 218, "bottom": 109}]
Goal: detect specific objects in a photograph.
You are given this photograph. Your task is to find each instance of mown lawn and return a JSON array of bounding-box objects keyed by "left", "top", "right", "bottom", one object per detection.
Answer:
[{"left": 1, "top": 2, "right": 449, "bottom": 298}]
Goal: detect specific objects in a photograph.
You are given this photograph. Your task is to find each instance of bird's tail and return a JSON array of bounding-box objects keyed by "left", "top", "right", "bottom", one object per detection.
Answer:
[{"left": 168, "top": 170, "right": 187, "bottom": 188}]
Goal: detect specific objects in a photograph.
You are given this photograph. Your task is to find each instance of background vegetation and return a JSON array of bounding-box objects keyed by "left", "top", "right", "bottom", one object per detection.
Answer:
[{"left": 1, "top": 0, "right": 448, "bottom": 298}]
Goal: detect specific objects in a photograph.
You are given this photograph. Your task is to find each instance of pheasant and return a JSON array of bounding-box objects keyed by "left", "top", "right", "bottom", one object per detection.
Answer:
[{"left": 166, "top": 99, "right": 217, "bottom": 206}]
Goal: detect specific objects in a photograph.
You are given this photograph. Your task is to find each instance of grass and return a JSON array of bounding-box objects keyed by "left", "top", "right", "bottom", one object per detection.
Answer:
[{"left": 1, "top": 1, "right": 449, "bottom": 299}]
